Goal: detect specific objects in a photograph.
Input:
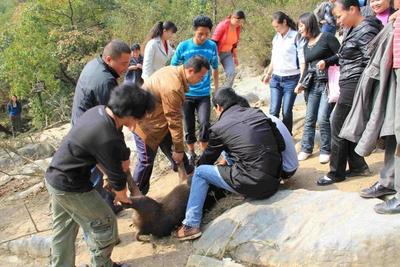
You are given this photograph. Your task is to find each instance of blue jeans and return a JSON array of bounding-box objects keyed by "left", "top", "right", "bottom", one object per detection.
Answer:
[
  {"left": 321, "top": 24, "right": 336, "bottom": 35},
  {"left": 219, "top": 52, "right": 236, "bottom": 88},
  {"left": 183, "top": 165, "right": 237, "bottom": 228},
  {"left": 269, "top": 74, "right": 300, "bottom": 134},
  {"left": 301, "top": 82, "right": 334, "bottom": 154}
]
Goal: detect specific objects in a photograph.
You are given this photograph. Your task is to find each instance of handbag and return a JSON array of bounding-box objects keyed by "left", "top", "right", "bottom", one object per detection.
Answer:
[
  {"left": 300, "top": 72, "right": 314, "bottom": 90},
  {"left": 327, "top": 65, "right": 340, "bottom": 103}
]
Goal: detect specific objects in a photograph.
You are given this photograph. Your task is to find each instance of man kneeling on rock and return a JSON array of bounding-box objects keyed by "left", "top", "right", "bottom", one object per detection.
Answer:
[
  {"left": 174, "top": 88, "right": 285, "bottom": 241},
  {"left": 45, "top": 83, "right": 155, "bottom": 267}
]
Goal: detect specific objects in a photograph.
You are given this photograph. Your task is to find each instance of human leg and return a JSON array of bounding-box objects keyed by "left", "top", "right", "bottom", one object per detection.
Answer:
[
  {"left": 269, "top": 75, "right": 283, "bottom": 119},
  {"left": 132, "top": 133, "right": 157, "bottom": 195},
  {"left": 281, "top": 74, "right": 300, "bottom": 134},
  {"left": 220, "top": 52, "right": 236, "bottom": 88}
]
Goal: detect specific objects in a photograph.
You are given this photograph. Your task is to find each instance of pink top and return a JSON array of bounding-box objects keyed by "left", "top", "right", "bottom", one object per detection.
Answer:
[
  {"left": 376, "top": 9, "right": 390, "bottom": 26},
  {"left": 394, "top": 17, "right": 400, "bottom": 69}
]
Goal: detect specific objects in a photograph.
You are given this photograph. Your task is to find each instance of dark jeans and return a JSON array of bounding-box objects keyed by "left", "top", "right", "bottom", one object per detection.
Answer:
[
  {"left": 10, "top": 115, "right": 21, "bottom": 136},
  {"left": 301, "top": 82, "right": 334, "bottom": 154},
  {"left": 132, "top": 133, "right": 193, "bottom": 195},
  {"left": 183, "top": 96, "right": 211, "bottom": 144},
  {"left": 269, "top": 74, "right": 300, "bottom": 134},
  {"left": 327, "top": 102, "right": 369, "bottom": 180}
]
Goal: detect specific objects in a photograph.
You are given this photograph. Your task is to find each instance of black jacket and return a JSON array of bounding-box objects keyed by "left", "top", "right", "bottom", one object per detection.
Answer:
[
  {"left": 326, "top": 17, "right": 382, "bottom": 82},
  {"left": 71, "top": 56, "right": 119, "bottom": 125},
  {"left": 198, "top": 105, "right": 282, "bottom": 199}
]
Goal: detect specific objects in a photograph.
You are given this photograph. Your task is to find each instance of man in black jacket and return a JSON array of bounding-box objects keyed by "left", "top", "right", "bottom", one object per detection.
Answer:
[
  {"left": 46, "top": 83, "right": 155, "bottom": 267},
  {"left": 174, "top": 88, "right": 283, "bottom": 241}
]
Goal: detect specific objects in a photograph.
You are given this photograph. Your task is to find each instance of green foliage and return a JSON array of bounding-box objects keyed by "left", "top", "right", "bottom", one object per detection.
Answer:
[{"left": 0, "top": 0, "right": 321, "bottom": 129}]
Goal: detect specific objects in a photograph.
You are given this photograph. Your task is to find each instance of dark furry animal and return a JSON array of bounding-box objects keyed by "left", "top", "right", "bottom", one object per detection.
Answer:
[{"left": 122, "top": 183, "right": 230, "bottom": 241}]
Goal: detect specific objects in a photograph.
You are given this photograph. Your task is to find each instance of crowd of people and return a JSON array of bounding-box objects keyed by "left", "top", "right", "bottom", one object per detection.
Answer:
[{"left": 36, "top": 0, "right": 400, "bottom": 265}]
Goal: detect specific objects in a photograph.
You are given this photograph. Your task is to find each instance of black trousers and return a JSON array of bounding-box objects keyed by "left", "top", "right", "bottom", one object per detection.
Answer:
[
  {"left": 327, "top": 102, "right": 369, "bottom": 180},
  {"left": 182, "top": 96, "right": 211, "bottom": 144}
]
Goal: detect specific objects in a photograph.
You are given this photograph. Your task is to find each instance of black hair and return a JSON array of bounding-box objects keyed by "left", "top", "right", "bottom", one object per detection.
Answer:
[
  {"left": 336, "top": 0, "right": 360, "bottom": 10},
  {"left": 193, "top": 15, "right": 213, "bottom": 30},
  {"left": 143, "top": 21, "right": 177, "bottom": 53},
  {"left": 299, "top": 12, "right": 321, "bottom": 39},
  {"left": 232, "top": 10, "right": 246, "bottom": 20},
  {"left": 130, "top": 43, "right": 141, "bottom": 51},
  {"left": 212, "top": 87, "right": 239, "bottom": 110},
  {"left": 272, "top": 11, "right": 297, "bottom": 31},
  {"left": 107, "top": 83, "right": 155, "bottom": 119},
  {"left": 184, "top": 55, "right": 210, "bottom": 73},
  {"left": 103, "top": 40, "right": 131, "bottom": 60},
  {"left": 148, "top": 21, "right": 177, "bottom": 39},
  {"left": 236, "top": 95, "right": 250, "bottom": 108}
]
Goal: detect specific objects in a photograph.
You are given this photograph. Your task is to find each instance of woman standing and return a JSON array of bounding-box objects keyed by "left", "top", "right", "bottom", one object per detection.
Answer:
[
  {"left": 295, "top": 13, "right": 340, "bottom": 164},
  {"left": 7, "top": 95, "right": 22, "bottom": 137},
  {"left": 141, "top": 21, "right": 177, "bottom": 80},
  {"left": 212, "top": 10, "right": 245, "bottom": 87},
  {"left": 364, "top": 0, "right": 396, "bottom": 25},
  {"left": 316, "top": 0, "right": 382, "bottom": 185},
  {"left": 263, "top": 11, "right": 304, "bottom": 134}
]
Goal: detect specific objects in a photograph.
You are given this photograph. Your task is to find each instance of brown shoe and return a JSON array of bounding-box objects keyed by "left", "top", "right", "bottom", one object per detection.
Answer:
[{"left": 173, "top": 225, "right": 202, "bottom": 241}]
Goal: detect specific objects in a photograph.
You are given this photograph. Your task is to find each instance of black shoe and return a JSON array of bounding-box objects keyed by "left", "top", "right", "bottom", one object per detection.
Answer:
[
  {"left": 374, "top": 197, "right": 400, "bottom": 214},
  {"left": 317, "top": 175, "right": 345, "bottom": 186},
  {"left": 359, "top": 182, "right": 396, "bottom": 198},
  {"left": 345, "top": 168, "right": 372, "bottom": 178}
]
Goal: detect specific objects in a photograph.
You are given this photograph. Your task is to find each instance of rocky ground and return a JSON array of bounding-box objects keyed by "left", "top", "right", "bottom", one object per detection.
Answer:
[{"left": 0, "top": 73, "right": 387, "bottom": 266}]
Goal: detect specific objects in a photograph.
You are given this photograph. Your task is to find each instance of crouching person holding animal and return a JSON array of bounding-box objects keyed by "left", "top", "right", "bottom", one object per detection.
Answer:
[
  {"left": 174, "top": 88, "right": 285, "bottom": 241},
  {"left": 45, "top": 83, "right": 155, "bottom": 267}
]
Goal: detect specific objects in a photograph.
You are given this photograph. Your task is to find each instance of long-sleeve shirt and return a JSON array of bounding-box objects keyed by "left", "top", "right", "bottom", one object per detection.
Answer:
[
  {"left": 46, "top": 106, "right": 130, "bottom": 192},
  {"left": 394, "top": 17, "right": 400, "bottom": 69},
  {"left": 7, "top": 101, "right": 21, "bottom": 117}
]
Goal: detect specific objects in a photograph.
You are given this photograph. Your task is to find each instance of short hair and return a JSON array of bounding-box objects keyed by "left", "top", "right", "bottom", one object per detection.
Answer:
[
  {"left": 336, "top": 0, "right": 360, "bottom": 10},
  {"left": 130, "top": 43, "right": 141, "bottom": 51},
  {"left": 184, "top": 55, "right": 210, "bottom": 73},
  {"left": 193, "top": 15, "right": 213, "bottom": 30},
  {"left": 107, "top": 83, "right": 155, "bottom": 119},
  {"left": 212, "top": 87, "right": 239, "bottom": 110},
  {"left": 103, "top": 40, "right": 131, "bottom": 60},
  {"left": 299, "top": 12, "right": 321, "bottom": 39},
  {"left": 236, "top": 95, "right": 250, "bottom": 108},
  {"left": 233, "top": 10, "right": 246, "bottom": 20}
]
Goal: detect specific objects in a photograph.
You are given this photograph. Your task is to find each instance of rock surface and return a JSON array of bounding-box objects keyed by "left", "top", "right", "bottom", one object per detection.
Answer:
[{"left": 193, "top": 189, "right": 400, "bottom": 267}]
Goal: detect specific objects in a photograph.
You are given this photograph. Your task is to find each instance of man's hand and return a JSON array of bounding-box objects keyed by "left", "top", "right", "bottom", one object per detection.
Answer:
[
  {"left": 113, "top": 187, "right": 132, "bottom": 205},
  {"left": 136, "top": 63, "right": 142, "bottom": 69},
  {"left": 172, "top": 152, "right": 184, "bottom": 164},
  {"left": 122, "top": 159, "right": 130, "bottom": 173}
]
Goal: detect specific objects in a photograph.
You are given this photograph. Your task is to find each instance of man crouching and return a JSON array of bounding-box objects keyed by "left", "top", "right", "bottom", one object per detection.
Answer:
[
  {"left": 174, "top": 87, "right": 284, "bottom": 241},
  {"left": 45, "top": 83, "right": 155, "bottom": 267}
]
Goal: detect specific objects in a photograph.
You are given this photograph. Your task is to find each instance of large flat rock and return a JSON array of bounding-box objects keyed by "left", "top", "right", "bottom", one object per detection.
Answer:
[{"left": 193, "top": 189, "right": 400, "bottom": 267}]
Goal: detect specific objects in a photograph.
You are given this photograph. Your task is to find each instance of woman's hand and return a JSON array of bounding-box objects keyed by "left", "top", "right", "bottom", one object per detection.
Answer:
[
  {"left": 316, "top": 60, "right": 326, "bottom": 70},
  {"left": 294, "top": 83, "right": 303, "bottom": 94}
]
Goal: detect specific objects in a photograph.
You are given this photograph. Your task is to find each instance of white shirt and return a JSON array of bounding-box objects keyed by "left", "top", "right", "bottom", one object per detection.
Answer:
[
  {"left": 271, "top": 29, "right": 305, "bottom": 77},
  {"left": 268, "top": 114, "right": 299, "bottom": 172}
]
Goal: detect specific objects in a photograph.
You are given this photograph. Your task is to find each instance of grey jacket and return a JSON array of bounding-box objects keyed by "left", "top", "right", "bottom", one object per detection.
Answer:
[
  {"left": 339, "top": 23, "right": 396, "bottom": 157},
  {"left": 142, "top": 37, "right": 174, "bottom": 80}
]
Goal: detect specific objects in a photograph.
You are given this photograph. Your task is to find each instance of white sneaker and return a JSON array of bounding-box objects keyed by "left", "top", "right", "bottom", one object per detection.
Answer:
[
  {"left": 319, "top": 154, "right": 330, "bottom": 164},
  {"left": 297, "top": 152, "right": 311, "bottom": 161}
]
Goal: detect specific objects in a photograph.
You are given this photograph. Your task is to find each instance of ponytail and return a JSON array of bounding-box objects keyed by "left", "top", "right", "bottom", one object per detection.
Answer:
[{"left": 272, "top": 11, "right": 297, "bottom": 31}]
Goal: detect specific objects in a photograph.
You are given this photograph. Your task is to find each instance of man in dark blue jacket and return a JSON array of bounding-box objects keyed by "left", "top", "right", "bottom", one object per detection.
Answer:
[{"left": 174, "top": 88, "right": 284, "bottom": 241}]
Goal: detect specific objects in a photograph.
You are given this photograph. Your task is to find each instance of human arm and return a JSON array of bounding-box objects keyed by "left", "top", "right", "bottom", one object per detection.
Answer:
[
  {"left": 211, "top": 44, "right": 219, "bottom": 91},
  {"left": 197, "top": 129, "right": 225, "bottom": 165},
  {"left": 211, "top": 20, "right": 225, "bottom": 45},
  {"left": 262, "top": 63, "right": 273, "bottom": 84}
]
